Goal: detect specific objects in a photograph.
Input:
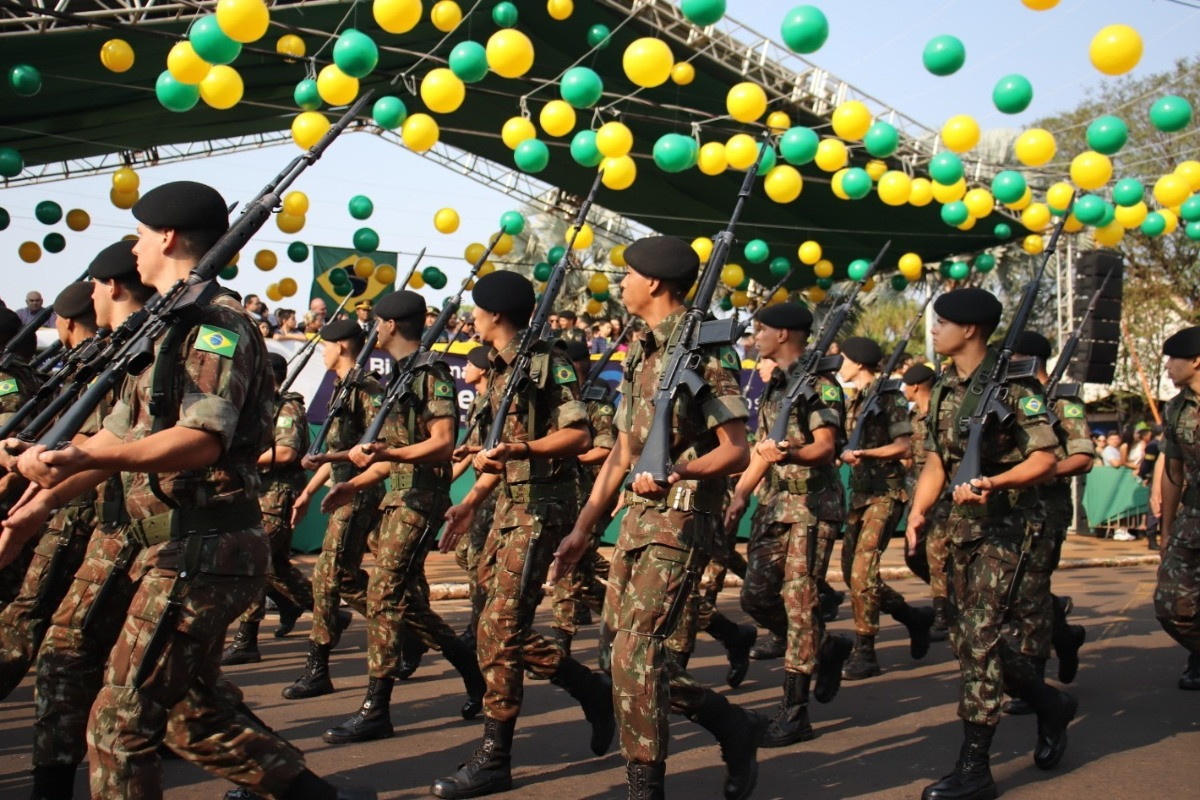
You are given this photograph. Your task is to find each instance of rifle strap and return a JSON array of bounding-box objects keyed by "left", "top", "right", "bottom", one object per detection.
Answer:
[
  {"left": 928, "top": 349, "right": 997, "bottom": 463},
  {"left": 146, "top": 321, "right": 194, "bottom": 510}
]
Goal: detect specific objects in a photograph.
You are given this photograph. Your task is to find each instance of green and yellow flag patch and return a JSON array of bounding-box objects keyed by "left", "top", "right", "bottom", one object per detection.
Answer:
[
  {"left": 719, "top": 348, "right": 740, "bottom": 370},
  {"left": 0, "top": 378, "right": 18, "bottom": 397},
  {"left": 553, "top": 364, "right": 577, "bottom": 384},
  {"left": 434, "top": 379, "right": 454, "bottom": 398},
  {"left": 194, "top": 325, "right": 239, "bottom": 358},
  {"left": 1062, "top": 403, "right": 1085, "bottom": 419},
  {"left": 821, "top": 385, "right": 842, "bottom": 403},
  {"left": 1018, "top": 395, "right": 1047, "bottom": 416},
  {"left": 276, "top": 416, "right": 293, "bottom": 428}
]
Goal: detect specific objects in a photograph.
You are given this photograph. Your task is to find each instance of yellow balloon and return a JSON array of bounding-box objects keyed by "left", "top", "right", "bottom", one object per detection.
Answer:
[
  {"left": 167, "top": 41, "right": 211, "bottom": 85},
  {"left": 769, "top": 288, "right": 789, "bottom": 305},
  {"left": 254, "top": 249, "right": 277, "bottom": 271},
  {"left": 1006, "top": 186, "right": 1033, "bottom": 211},
  {"left": 730, "top": 290, "right": 749, "bottom": 308},
  {"left": 596, "top": 121, "right": 634, "bottom": 158},
  {"left": 725, "top": 134, "right": 758, "bottom": 170},
  {"left": 930, "top": 178, "right": 966, "bottom": 203},
  {"left": 1070, "top": 151, "right": 1112, "bottom": 191},
  {"left": 1160, "top": 208, "right": 1179, "bottom": 235},
  {"left": 216, "top": 0, "right": 270, "bottom": 43},
  {"left": 283, "top": 191, "right": 309, "bottom": 216},
  {"left": 1094, "top": 220, "right": 1124, "bottom": 246},
  {"left": 375, "top": 264, "right": 397, "bottom": 284},
  {"left": 813, "top": 138, "right": 848, "bottom": 172},
  {"left": 430, "top": 0, "right": 462, "bottom": 32},
  {"left": 726, "top": 82, "right": 768, "bottom": 123},
  {"left": 486, "top": 28, "right": 535, "bottom": 78},
  {"left": 813, "top": 259, "right": 834, "bottom": 279},
  {"left": 766, "top": 111, "right": 791, "bottom": 134},
  {"left": 623, "top": 37, "right": 673, "bottom": 88},
  {"left": 697, "top": 142, "right": 727, "bottom": 176},
  {"left": 764, "top": 165, "right": 803, "bottom": 203},
  {"left": 1022, "top": 234, "right": 1045, "bottom": 255},
  {"left": 1022, "top": 0, "right": 1060, "bottom": 9},
  {"left": 600, "top": 155, "right": 637, "bottom": 190},
  {"left": 478, "top": 260, "right": 496, "bottom": 276},
  {"left": 1154, "top": 174, "right": 1191, "bottom": 208},
  {"left": 588, "top": 272, "right": 609, "bottom": 294},
  {"left": 863, "top": 276, "right": 876, "bottom": 292},
  {"left": 280, "top": 277, "right": 299, "bottom": 297},
  {"left": 491, "top": 231, "right": 514, "bottom": 255},
  {"left": 276, "top": 34, "right": 305, "bottom": 59},
  {"left": 110, "top": 188, "right": 139, "bottom": 210},
  {"left": 291, "top": 111, "right": 330, "bottom": 150},
  {"left": 374, "top": 0, "right": 423, "bottom": 34},
  {"left": 199, "top": 65, "right": 243, "bottom": 110},
  {"left": 1175, "top": 160, "right": 1200, "bottom": 192},
  {"left": 963, "top": 188, "right": 995, "bottom": 219},
  {"left": 1014, "top": 128, "right": 1056, "bottom": 167},
  {"left": 720, "top": 263, "right": 745, "bottom": 288},
  {"left": 547, "top": 0, "right": 574, "bottom": 21},
  {"left": 317, "top": 64, "right": 358, "bottom": 106},
  {"left": 942, "top": 115, "right": 980, "bottom": 153},
  {"left": 1089, "top": 24, "right": 1142, "bottom": 76},
  {"left": 567, "top": 224, "right": 594, "bottom": 250},
  {"left": 877, "top": 171, "right": 912, "bottom": 206},
  {"left": 830, "top": 169, "right": 850, "bottom": 201},
  {"left": 420, "top": 67, "right": 466, "bottom": 114},
  {"left": 18, "top": 241, "right": 41, "bottom": 263},
  {"left": 831, "top": 100, "right": 872, "bottom": 141},
  {"left": 865, "top": 159, "right": 887, "bottom": 181},
  {"left": 908, "top": 177, "right": 934, "bottom": 207},
  {"left": 797, "top": 241, "right": 822, "bottom": 266},
  {"left": 956, "top": 216, "right": 977, "bottom": 231},
  {"left": 434, "top": 207, "right": 460, "bottom": 234},
  {"left": 898, "top": 252, "right": 923, "bottom": 280},
  {"left": 1021, "top": 202, "right": 1051, "bottom": 231},
  {"left": 464, "top": 242, "right": 485, "bottom": 263},
  {"left": 692, "top": 237, "right": 714, "bottom": 262},
  {"left": 586, "top": 298, "right": 603, "bottom": 316},
  {"left": 66, "top": 209, "right": 91, "bottom": 231},
  {"left": 354, "top": 257, "right": 375, "bottom": 278},
  {"left": 807, "top": 286, "right": 826, "bottom": 303},
  {"left": 502, "top": 116, "right": 537, "bottom": 149},
  {"left": 610, "top": 244, "right": 627, "bottom": 266},
  {"left": 1045, "top": 181, "right": 1073, "bottom": 213},
  {"left": 1114, "top": 201, "right": 1148, "bottom": 228},
  {"left": 670, "top": 62, "right": 695, "bottom": 85},
  {"left": 113, "top": 166, "right": 140, "bottom": 194},
  {"left": 276, "top": 212, "right": 305, "bottom": 233},
  {"left": 266, "top": 283, "right": 283, "bottom": 302},
  {"left": 401, "top": 113, "right": 440, "bottom": 152},
  {"left": 100, "top": 39, "right": 135, "bottom": 73},
  {"left": 409, "top": 272, "right": 426, "bottom": 289},
  {"left": 1062, "top": 214, "right": 1084, "bottom": 233},
  {"left": 539, "top": 99, "right": 576, "bottom": 137}
]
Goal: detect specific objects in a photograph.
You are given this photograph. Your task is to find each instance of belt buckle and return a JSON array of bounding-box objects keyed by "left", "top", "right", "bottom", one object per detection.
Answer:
[{"left": 672, "top": 487, "right": 692, "bottom": 511}]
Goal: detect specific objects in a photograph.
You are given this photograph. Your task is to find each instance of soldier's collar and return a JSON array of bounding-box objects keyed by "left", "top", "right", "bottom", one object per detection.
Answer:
[
  {"left": 644, "top": 309, "right": 685, "bottom": 353},
  {"left": 490, "top": 330, "right": 526, "bottom": 368}
]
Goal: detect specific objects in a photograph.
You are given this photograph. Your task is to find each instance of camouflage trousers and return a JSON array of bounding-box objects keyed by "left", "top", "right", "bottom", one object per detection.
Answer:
[
  {"left": 906, "top": 496, "right": 952, "bottom": 599},
  {"left": 455, "top": 489, "right": 496, "bottom": 631},
  {"left": 474, "top": 512, "right": 569, "bottom": 721},
  {"left": 1008, "top": 516, "right": 1067, "bottom": 660},
  {"left": 309, "top": 489, "right": 382, "bottom": 646},
  {"left": 842, "top": 496, "right": 909, "bottom": 636},
  {"left": 551, "top": 534, "right": 609, "bottom": 636},
  {"left": 1154, "top": 513, "right": 1200, "bottom": 654},
  {"left": 946, "top": 516, "right": 1045, "bottom": 727},
  {"left": 0, "top": 529, "right": 36, "bottom": 612},
  {"left": 240, "top": 505, "right": 313, "bottom": 625},
  {"left": 693, "top": 524, "right": 747, "bottom": 637},
  {"left": 0, "top": 502, "right": 94, "bottom": 699}
]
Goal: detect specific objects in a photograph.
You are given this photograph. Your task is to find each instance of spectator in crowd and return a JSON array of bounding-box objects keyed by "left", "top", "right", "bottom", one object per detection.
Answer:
[
  {"left": 549, "top": 313, "right": 560, "bottom": 332},
  {"left": 257, "top": 319, "right": 272, "bottom": 339},
  {"left": 1140, "top": 424, "right": 1164, "bottom": 550},
  {"left": 243, "top": 293, "right": 266, "bottom": 322},
  {"left": 609, "top": 317, "right": 629, "bottom": 352},
  {"left": 273, "top": 309, "right": 308, "bottom": 342},
  {"left": 1128, "top": 422, "right": 1152, "bottom": 471},
  {"left": 305, "top": 297, "right": 328, "bottom": 329},
  {"left": 589, "top": 320, "right": 612, "bottom": 354},
  {"left": 355, "top": 299, "right": 374, "bottom": 332},
  {"left": 16, "top": 291, "right": 56, "bottom": 327},
  {"left": 460, "top": 316, "right": 478, "bottom": 342},
  {"left": 1102, "top": 432, "right": 1128, "bottom": 468}
]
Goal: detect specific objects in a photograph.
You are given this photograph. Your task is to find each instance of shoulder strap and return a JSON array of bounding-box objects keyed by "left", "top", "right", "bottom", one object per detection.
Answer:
[
  {"left": 953, "top": 349, "right": 1000, "bottom": 444},
  {"left": 146, "top": 321, "right": 196, "bottom": 509}
]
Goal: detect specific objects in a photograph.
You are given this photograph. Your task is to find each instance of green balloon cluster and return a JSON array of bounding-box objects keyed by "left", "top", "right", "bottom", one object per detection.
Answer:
[
  {"left": 974, "top": 253, "right": 996, "bottom": 273},
  {"left": 514, "top": 139, "right": 550, "bottom": 173},
  {"left": 353, "top": 227, "right": 380, "bottom": 252},
  {"left": 1142, "top": 212, "right": 1166, "bottom": 237},
  {"left": 743, "top": 239, "right": 770, "bottom": 263},
  {"left": 533, "top": 261, "right": 553, "bottom": 281},
  {"left": 923, "top": 35, "right": 965, "bottom": 76},
  {"left": 846, "top": 258, "right": 870, "bottom": 281},
  {"left": 189, "top": 15, "right": 241, "bottom": 65},
  {"left": 1181, "top": 195, "right": 1200, "bottom": 222},
  {"left": 548, "top": 245, "right": 566, "bottom": 264},
  {"left": 560, "top": 67, "right": 604, "bottom": 109},
  {"left": 8, "top": 64, "right": 42, "bottom": 97},
  {"left": 156, "top": 71, "right": 200, "bottom": 112},
  {"left": 492, "top": 2, "right": 519, "bottom": 28},
  {"left": 287, "top": 241, "right": 310, "bottom": 262},
  {"left": 941, "top": 201, "right": 969, "bottom": 227},
  {"left": 948, "top": 261, "right": 969, "bottom": 281},
  {"left": 373, "top": 96, "right": 407, "bottom": 129},
  {"left": 1149, "top": 95, "right": 1192, "bottom": 133},
  {"left": 653, "top": 133, "right": 699, "bottom": 173},
  {"left": 779, "top": 127, "right": 819, "bottom": 165},
  {"left": 294, "top": 79, "right": 322, "bottom": 111},
  {"left": 348, "top": 195, "right": 374, "bottom": 220},
  {"left": 719, "top": 295, "right": 734, "bottom": 311},
  {"left": 333, "top": 29, "right": 379, "bottom": 78},
  {"left": 500, "top": 210, "right": 526, "bottom": 235},
  {"left": 449, "top": 41, "right": 489, "bottom": 83},
  {"left": 993, "top": 74, "right": 1033, "bottom": 114},
  {"left": 593, "top": 289, "right": 611, "bottom": 302},
  {"left": 815, "top": 277, "right": 833, "bottom": 290},
  {"left": 681, "top": 0, "right": 726, "bottom": 26},
  {"left": 220, "top": 263, "right": 239, "bottom": 280},
  {"left": 841, "top": 167, "right": 872, "bottom": 200},
  {"left": 1086, "top": 115, "right": 1128, "bottom": 155},
  {"left": 769, "top": 256, "right": 791, "bottom": 279},
  {"left": 890, "top": 274, "right": 908, "bottom": 291},
  {"left": 570, "top": 130, "right": 604, "bottom": 167},
  {"left": 1074, "top": 194, "right": 1109, "bottom": 226},
  {"left": 35, "top": 200, "right": 63, "bottom": 225},
  {"left": 993, "top": 223, "right": 1012, "bottom": 239},
  {"left": 780, "top": 5, "right": 829, "bottom": 54},
  {"left": 422, "top": 266, "right": 449, "bottom": 290},
  {"left": 863, "top": 122, "right": 899, "bottom": 158},
  {"left": 0, "top": 207, "right": 9, "bottom": 230},
  {"left": 43, "top": 232, "right": 66, "bottom": 253},
  {"left": 328, "top": 267, "right": 351, "bottom": 292}
]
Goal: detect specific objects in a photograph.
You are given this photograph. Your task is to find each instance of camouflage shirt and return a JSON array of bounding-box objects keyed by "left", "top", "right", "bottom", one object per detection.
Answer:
[
  {"left": 260, "top": 391, "right": 309, "bottom": 495},
  {"left": 910, "top": 406, "right": 931, "bottom": 472},
  {"left": 846, "top": 382, "right": 913, "bottom": 505},
  {"left": 1163, "top": 386, "right": 1200, "bottom": 516},
  {"left": 578, "top": 396, "right": 616, "bottom": 498},
  {"left": 1043, "top": 392, "right": 1094, "bottom": 521},
  {"left": 325, "top": 372, "right": 383, "bottom": 484},
  {"left": 0, "top": 359, "right": 40, "bottom": 428},
  {"left": 378, "top": 359, "right": 456, "bottom": 513}
]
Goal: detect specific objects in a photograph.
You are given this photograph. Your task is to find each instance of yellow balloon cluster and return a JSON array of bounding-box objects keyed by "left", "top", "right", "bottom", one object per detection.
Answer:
[
  {"left": 797, "top": 241, "right": 821, "bottom": 265},
  {"left": 610, "top": 244, "right": 627, "bottom": 266},
  {"left": 692, "top": 237, "right": 714, "bottom": 262},
  {"left": 1014, "top": 128, "right": 1056, "bottom": 167},
  {"left": 431, "top": 0, "right": 462, "bottom": 32},
  {"left": 277, "top": 211, "right": 306, "bottom": 233},
  {"left": 402, "top": 113, "right": 440, "bottom": 152},
  {"left": 764, "top": 165, "right": 802, "bottom": 203},
  {"left": 374, "top": 0, "right": 423, "bottom": 34},
  {"left": 596, "top": 122, "right": 633, "bottom": 157},
  {"left": 567, "top": 224, "right": 594, "bottom": 249},
  {"left": 941, "top": 115, "right": 980, "bottom": 153},
  {"left": 877, "top": 171, "right": 911, "bottom": 206},
  {"left": 168, "top": 41, "right": 211, "bottom": 84},
  {"left": 318, "top": 64, "right": 358, "bottom": 106},
  {"left": 697, "top": 143, "right": 727, "bottom": 176},
  {"left": 539, "top": 100, "right": 576, "bottom": 137},
  {"left": 502, "top": 116, "right": 536, "bottom": 149},
  {"left": 813, "top": 259, "right": 834, "bottom": 279},
  {"left": 421, "top": 68, "right": 465, "bottom": 114},
  {"left": 100, "top": 39, "right": 135, "bottom": 73},
  {"left": 283, "top": 191, "right": 309, "bottom": 216},
  {"left": 814, "top": 139, "right": 847, "bottom": 172},
  {"left": 1069, "top": 151, "right": 1112, "bottom": 190},
  {"left": 600, "top": 155, "right": 636, "bottom": 190},
  {"left": 898, "top": 253, "right": 923, "bottom": 280},
  {"left": 254, "top": 249, "right": 277, "bottom": 271},
  {"left": 216, "top": 0, "right": 270, "bottom": 44},
  {"left": 1089, "top": 24, "right": 1142, "bottom": 76},
  {"left": 292, "top": 111, "right": 330, "bottom": 149},
  {"left": 276, "top": 34, "right": 306, "bottom": 59},
  {"left": 200, "top": 65, "right": 243, "bottom": 110},
  {"left": 66, "top": 208, "right": 91, "bottom": 231},
  {"left": 909, "top": 178, "right": 934, "bottom": 207}
]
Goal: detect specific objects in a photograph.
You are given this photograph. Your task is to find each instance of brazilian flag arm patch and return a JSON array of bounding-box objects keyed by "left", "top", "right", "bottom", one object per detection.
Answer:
[
  {"left": 434, "top": 379, "right": 455, "bottom": 398},
  {"left": 0, "top": 378, "right": 18, "bottom": 397},
  {"left": 719, "top": 348, "right": 740, "bottom": 370},
  {"left": 553, "top": 364, "right": 577, "bottom": 385},
  {"left": 276, "top": 416, "right": 294, "bottom": 428},
  {"left": 1062, "top": 403, "right": 1085, "bottom": 419},
  {"left": 1018, "top": 395, "right": 1047, "bottom": 416},
  {"left": 194, "top": 325, "right": 240, "bottom": 358},
  {"left": 820, "top": 385, "right": 841, "bottom": 403}
]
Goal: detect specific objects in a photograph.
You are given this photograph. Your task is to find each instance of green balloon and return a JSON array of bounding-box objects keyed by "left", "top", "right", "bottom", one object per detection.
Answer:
[
  {"left": 755, "top": 143, "right": 777, "bottom": 175},
  {"left": 1112, "top": 178, "right": 1144, "bottom": 207},
  {"left": 653, "top": 133, "right": 698, "bottom": 173},
  {"left": 188, "top": 15, "right": 241, "bottom": 66},
  {"left": 1097, "top": 202, "right": 1115, "bottom": 228},
  {"left": 779, "top": 126, "right": 819, "bottom": 165},
  {"left": 974, "top": 253, "right": 996, "bottom": 273},
  {"left": 993, "top": 223, "right": 1012, "bottom": 239},
  {"left": 586, "top": 24, "right": 611, "bottom": 49},
  {"left": 449, "top": 41, "right": 489, "bottom": 83},
  {"left": 992, "top": 74, "right": 1033, "bottom": 114},
  {"left": 592, "top": 289, "right": 611, "bottom": 302},
  {"left": 1086, "top": 115, "right": 1128, "bottom": 155},
  {"left": 939, "top": 260, "right": 953, "bottom": 278},
  {"left": 35, "top": 200, "right": 62, "bottom": 225},
  {"left": 156, "top": 70, "right": 200, "bottom": 113},
  {"left": 1074, "top": 194, "right": 1108, "bottom": 226},
  {"left": 0, "top": 148, "right": 22, "bottom": 178},
  {"left": 929, "top": 152, "right": 964, "bottom": 185},
  {"left": 43, "top": 232, "right": 65, "bottom": 253},
  {"left": 890, "top": 274, "right": 908, "bottom": 292},
  {"left": 492, "top": 1, "right": 519, "bottom": 27},
  {"left": 333, "top": 29, "right": 379, "bottom": 78},
  {"left": 0, "top": 207, "right": 9, "bottom": 230},
  {"left": 841, "top": 167, "right": 872, "bottom": 200},
  {"left": 948, "top": 261, "right": 970, "bottom": 280},
  {"left": 570, "top": 130, "right": 604, "bottom": 167},
  {"left": 328, "top": 267, "right": 349, "bottom": 286},
  {"left": 500, "top": 210, "right": 526, "bottom": 235},
  {"left": 348, "top": 195, "right": 374, "bottom": 220},
  {"left": 287, "top": 242, "right": 309, "bottom": 262},
  {"left": 769, "top": 256, "right": 791, "bottom": 279},
  {"left": 560, "top": 67, "right": 604, "bottom": 109},
  {"left": 534, "top": 261, "right": 553, "bottom": 281},
  {"left": 548, "top": 246, "right": 566, "bottom": 264},
  {"left": 1187, "top": 221, "right": 1200, "bottom": 241},
  {"left": 941, "top": 201, "right": 970, "bottom": 227},
  {"left": 991, "top": 170, "right": 1027, "bottom": 204},
  {"left": 294, "top": 79, "right": 322, "bottom": 111},
  {"left": 1141, "top": 212, "right": 1167, "bottom": 237},
  {"left": 863, "top": 122, "right": 899, "bottom": 157},
  {"left": 743, "top": 239, "right": 770, "bottom": 264},
  {"left": 373, "top": 96, "right": 407, "bottom": 129},
  {"left": 923, "top": 35, "right": 965, "bottom": 76},
  {"left": 220, "top": 263, "right": 239, "bottom": 280},
  {"left": 815, "top": 277, "right": 834, "bottom": 290},
  {"left": 1181, "top": 195, "right": 1200, "bottom": 223},
  {"left": 353, "top": 227, "right": 380, "bottom": 252},
  {"left": 681, "top": 0, "right": 726, "bottom": 26},
  {"left": 514, "top": 138, "right": 550, "bottom": 173},
  {"left": 847, "top": 258, "right": 870, "bottom": 281},
  {"left": 736, "top": 275, "right": 750, "bottom": 291},
  {"left": 8, "top": 64, "right": 42, "bottom": 97},
  {"left": 1149, "top": 95, "right": 1192, "bottom": 133},
  {"left": 780, "top": 5, "right": 829, "bottom": 54},
  {"left": 423, "top": 266, "right": 448, "bottom": 290},
  {"left": 719, "top": 295, "right": 734, "bottom": 311}
]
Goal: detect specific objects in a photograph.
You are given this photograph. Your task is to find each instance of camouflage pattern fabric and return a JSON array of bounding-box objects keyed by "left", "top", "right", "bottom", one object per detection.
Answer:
[
  {"left": 1155, "top": 387, "right": 1200, "bottom": 654},
  {"left": 0, "top": 360, "right": 44, "bottom": 606},
  {"left": 840, "top": 496, "right": 908, "bottom": 636}
]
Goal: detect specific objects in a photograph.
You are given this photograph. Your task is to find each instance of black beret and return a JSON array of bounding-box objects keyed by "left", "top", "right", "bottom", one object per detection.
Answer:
[
  {"left": 466, "top": 345, "right": 493, "bottom": 369},
  {"left": 756, "top": 302, "right": 813, "bottom": 331},
  {"left": 1163, "top": 326, "right": 1200, "bottom": 358},
  {"left": 320, "top": 318, "right": 366, "bottom": 343},
  {"left": 624, "top": 236, "right": 700, "bottom": 285},
  {"left": 472, "top": 271, "right": 535, "bottom": 322},
  {"left": 132, "top": 180, "right": 229, "bottom": 232},
  {"left": 1013, "top": 331, "right": 1052, "bottom": 361},
  {"left": 268, "top": 352, "right": 288, "bottom": 382},
  {"left": 88, "top": 240, "right": 140, "bottom": 281},
  {"left": 902, "top": 363, "right": 936, "bottom": 385},
  {"left": 933, "top": 288, "right": 1002, "bottom": 328},
  {"left": 841, "top": 336, "right": 883, "bottom": 367},
  {"left": 53, "top": 281, "right": 95, "bottom": 320},
  {"left": 374, "top": 290, "right": 425, "bottom": 322},
  {"left": 0, "top": 308, "right": 20, "bottom": 335},
  {"left": 564, "top": 338, "right": 591, "bottom": 363}
]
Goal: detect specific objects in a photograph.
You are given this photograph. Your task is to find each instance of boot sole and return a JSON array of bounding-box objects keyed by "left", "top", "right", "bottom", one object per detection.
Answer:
[
  {"left": 221, "top": 653, "right": 262, "bottom": 666},
  {"left": 840, "top": 668, "right": 881, "bottom": 682},
  {"left": 281, "top": 682, "right": 334, "bottom": 700},
  {"left": 322, "top": 726, "right": 394, "bottom": 745},
  {"left": 430, "top": 777, "right": 513, "bottom": 799}
]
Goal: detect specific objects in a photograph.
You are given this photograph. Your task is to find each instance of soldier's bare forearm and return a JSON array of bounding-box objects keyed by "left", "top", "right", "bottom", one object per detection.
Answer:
[
  {"left": 576, "top": 437, "right": 630, "bottom": 535},
  {"left": 732, "top": 451, "right": 769, "bottom": 502},
  {"left": 985, "top": 449, "right": 1057, "bottom": 491},
  {"left": 86, "top": 427, "right": 221, "bottom": 474},
  {"left": 1055, "top": 452, "right": 1093, "bottom": 478},
  {"left": 857, "top": 436, "right": 912, "bottom": 462},
  {"left": 378, "top": 418, "right": 456, "bottom": 465},
  {"left": 675, "top": 420, "right": 749, "bottom": 480},
  {"left": 1160, "top": 458, "right": 1183, "bottom": 535},
  {"left": 462, "top": 471, "right": 500, "bottom": 507},
  {"left": 789, "top": 427, "right": 837, "bottom": 467},
  {"left": 911, "top": 455, "right": 947, "bottom": 518},
  {"left": 525, "top": 423, "right": 590, "bottom": 460}
]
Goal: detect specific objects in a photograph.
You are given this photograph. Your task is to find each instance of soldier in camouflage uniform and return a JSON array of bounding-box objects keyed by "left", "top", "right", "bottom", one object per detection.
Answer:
[
  {"left": 838, "top": 337, "right": 933, "bottom": 680},
  {"left": 725, "top": 302, "right": 853, "bottom": 749},
  {"left": 907, "top": 288, "right": 1075, "bottom": 800},
  {"left": 0, "top": 306, "right": 44, "bottom": 607},
  {"left": 452, "top": 345, "right": 496, "bottom": 640},
  {"left": 283, "top": 318, "right": 385, "bottom": 700},
  {"left": 553, "top": 237, "right": 763, "bottom": 800},
  {"left": 314, "top": 291, "right": 484, "bottom": 744},
  {"left": 432, "top": 270, "right": 614, "bottom": 800},
  {"left": 4, "top": 182, "right": 370, "bottom": 799},
  {"left": 1153, "top": 325, "right": 1200, "bottom": 690},
  {"left": 221, "top": 352, "right": 314, "bottom": 666}
]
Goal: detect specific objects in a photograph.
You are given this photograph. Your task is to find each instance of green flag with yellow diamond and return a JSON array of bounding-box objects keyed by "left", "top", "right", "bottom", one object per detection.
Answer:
[
  {"left": 194, "top": 325, "right": 239, "bottom": 358},
  {"left": 311, "top": 246, "right": 398, "bottom": 313}
]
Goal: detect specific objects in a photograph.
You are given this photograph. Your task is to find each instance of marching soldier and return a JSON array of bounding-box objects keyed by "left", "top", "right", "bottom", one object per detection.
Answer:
[
  {"left": 553, "top": 237, "right": 762, "bottom": 800},
  {"left": 0, "top": 306, "right": 42, "bottom": 605},
  {"left": 907, "top": 288, "right": 1075, "bottom": 800}
]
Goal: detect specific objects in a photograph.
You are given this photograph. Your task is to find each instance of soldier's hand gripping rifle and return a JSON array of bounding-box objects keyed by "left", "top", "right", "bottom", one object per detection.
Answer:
[
  {"left": 37, "top": 92, "right": 375, "bottom": 451},
  {"left": 277, "top": 274, "right": 374, "bottom": 396},
  {"left": 764, "top": 241, "right": 891, "bottom": 444},
  {"left": 1044, "top": 256, "right": 1119, "bottom": 405}
]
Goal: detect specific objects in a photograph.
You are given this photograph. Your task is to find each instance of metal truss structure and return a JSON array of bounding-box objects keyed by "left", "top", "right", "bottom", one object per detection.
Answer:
[{"left": 0, "top": 0, "right": 343, "bottom": 37}]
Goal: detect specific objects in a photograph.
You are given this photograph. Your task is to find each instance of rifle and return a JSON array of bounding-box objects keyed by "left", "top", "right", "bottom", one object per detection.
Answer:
[
  {"left": 7, "top": 330, "right": 116, "bottom": 443},
  {"left": 580, "top": 324, "right": 633, "bottom": 403},
  {"left": 0, "top": 268, "right": 90, "bottom": 372},
  {"left": 308, "top": 320, "right": 380, "bottom": 456},
  {"left": 626, "top": 137, "right": 770, "bottom": 487},
  {"left": 764, "top": 241, "right": 891, "bottom": 444},
  {"left": 31, "top": 341, "right": 66, "bottom": 375},
  {"left": 844, "top": 291, "right": 933, "bottom": 452},
  {"left": 277, "top": 276, "right": 368, "bottom": 395},
  {"left": 1045, "top": 256, "right": 1119, "bottom": 404},
  {"left": 36, "top": 92, "right": 375, "bottom": 451}
]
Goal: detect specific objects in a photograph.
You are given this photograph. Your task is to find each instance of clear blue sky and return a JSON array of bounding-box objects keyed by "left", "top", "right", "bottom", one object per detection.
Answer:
[{"left": 1, "top": 0, "right": 1196, "bottom": 311}]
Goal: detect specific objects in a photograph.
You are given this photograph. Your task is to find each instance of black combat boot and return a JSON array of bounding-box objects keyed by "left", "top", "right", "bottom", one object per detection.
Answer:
[
  {"left": 930, "top": 597, "right": 950, "bottom": 643},
  {"left": 429, "top": 717, "right": 514, "bottom": 799},
  {"left": 30, "top": 764, "right": 76, "bottom": 800},
  {"left": 688, "top": 690, "right": 767, "bottom": 800},
  {"left": 221, "top": 622, "right": 262, "bottom": 666},
  {"left": 1180, "top": 651, "right": 1200, "bottom": 690},
  {"left": 749, "top": 631, "right": 786, "bottom": 661},
  {"left": 762, "top": 671, "right": 814, "bottom": 747},
  {"left": 574, "top": 604, "right": 593, "bottom": 626},
  {"left": 1002, "top": 659, "right": 1046, "bottom": 716},
  {"left": 280, "top": 768, "right": 378, "bottom": 800},
  {"left": 813, "top": 633, "right": 853, "bottom": 703},
  {"left": 550, "top": 656, "right": 615, "bottom": 756},
  {"left": 706, "top": 611, "right": 756, "bottom": 689},
  {"left": 273, "top": 594, "right": 305, "bottom": 638},
  {"left": 442, "top": 633, "right": 486, "bottom": 720},
  {"left": 552, "top": 626, "right": 574, "bottom": 658},
  {"left": 1031, "top": 685, "right": 1077, "bottom": 769},
  {"left": 282, "top": 641, "right": 334, "bottom": 699},
  {"left": 818, "top": 584, "right": 844, "bottom": 623},
  {"left": 224, "top": 788, "right": 264, "bottom": 799},
  {"left": 891, "top": 602, "right": 935, "bottom": 659},
  {"left": 921, "top": 721, "right": 997, "bottom": 800},
  {"left": 322, "top": 677, "right": 395, "bottom": 744},
  {"left": 329, "top": 608, "right": 353, "bottom": 649},
  {"left": 625, "top": 762, "right": 666, "bottom": 800},
  {"left": 841, "top": 634, "right": 881, "bottom": 681},
  {"left": 397, "top": 630, "right": 427, "bottom": 680},
  {"left": 1052, "top": 596, "right": 1086, "bottom": 684}
]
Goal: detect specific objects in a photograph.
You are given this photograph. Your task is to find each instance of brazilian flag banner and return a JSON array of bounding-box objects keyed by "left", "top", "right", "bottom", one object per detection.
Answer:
[{"left": 310, "top": 246, "right": 398, "bottom": 312}]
